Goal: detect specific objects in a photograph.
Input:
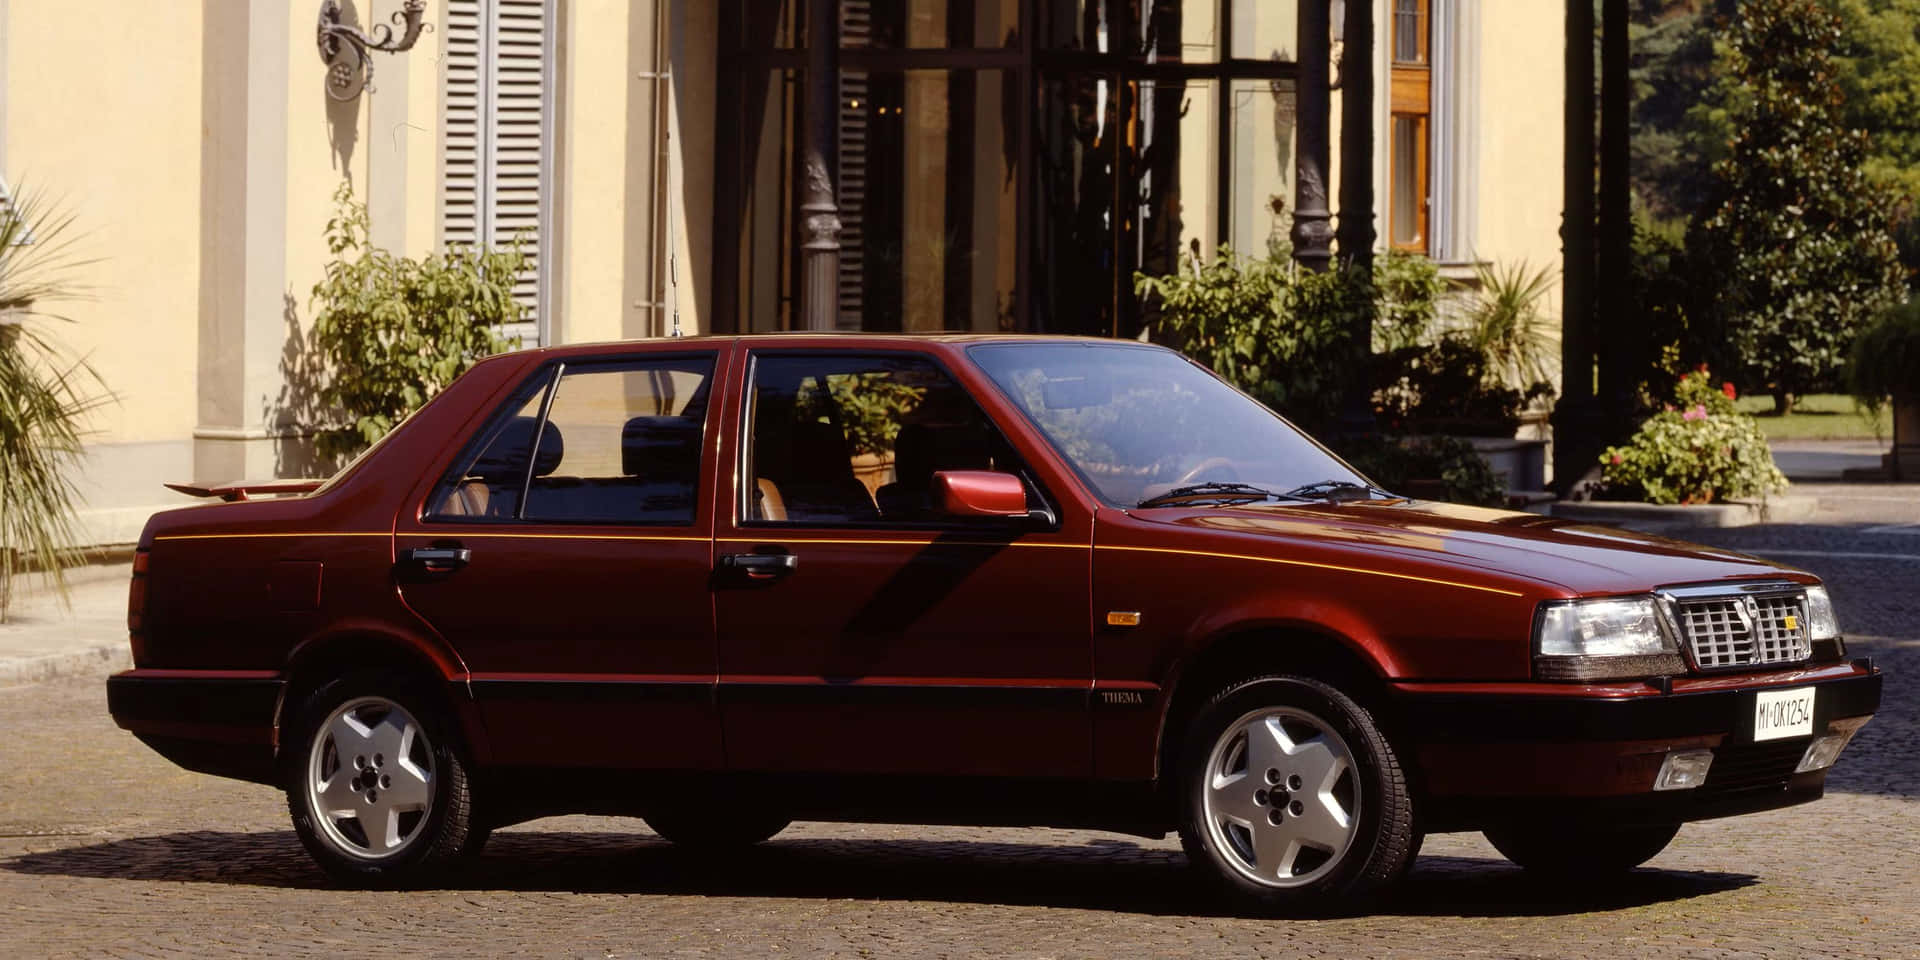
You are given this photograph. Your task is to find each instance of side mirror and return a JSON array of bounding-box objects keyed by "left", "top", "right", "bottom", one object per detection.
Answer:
[{"left": 930, "top": 470, "right": 1030, "bottom": 518}]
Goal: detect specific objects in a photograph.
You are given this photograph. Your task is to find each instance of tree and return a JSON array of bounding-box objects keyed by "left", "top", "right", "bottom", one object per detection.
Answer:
[
  {"left": 1692, "top": 0, "right": 1906, "bottom": 412},
  {"left": 1834, "top": 0, "right": 1920, "bottom": 284}
]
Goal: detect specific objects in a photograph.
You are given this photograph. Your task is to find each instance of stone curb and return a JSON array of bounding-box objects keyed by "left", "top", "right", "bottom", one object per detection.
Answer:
[
  {"left": 0, "top": 644, "right": 130, "bottom": 689},
  {"left": 1547, "top": 495, "right": 1819, "bottom": 533}
]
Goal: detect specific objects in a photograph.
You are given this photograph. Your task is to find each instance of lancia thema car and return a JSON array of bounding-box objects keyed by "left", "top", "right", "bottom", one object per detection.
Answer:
[{"left": 108, "top": 335, "right": 1880, "bottom": 910}]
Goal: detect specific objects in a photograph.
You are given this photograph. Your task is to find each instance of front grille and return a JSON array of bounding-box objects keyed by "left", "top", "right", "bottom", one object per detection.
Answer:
[
  {"left": 1673, "top": 593, "right": 1812, "bottom": 670},
  {"left": 1701, "top": 740, "right": 1807, "bottom": 796}
]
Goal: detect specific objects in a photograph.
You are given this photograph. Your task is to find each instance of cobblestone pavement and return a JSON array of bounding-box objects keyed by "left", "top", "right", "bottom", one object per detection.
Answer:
[{"left": 2, "top": 487, "right": 1917, "bottom": 958}]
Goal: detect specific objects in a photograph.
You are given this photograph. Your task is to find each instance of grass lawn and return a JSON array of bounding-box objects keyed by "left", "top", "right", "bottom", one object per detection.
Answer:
[{"left": 1735, "top": 393, "right": 1892, "bottom": 441}]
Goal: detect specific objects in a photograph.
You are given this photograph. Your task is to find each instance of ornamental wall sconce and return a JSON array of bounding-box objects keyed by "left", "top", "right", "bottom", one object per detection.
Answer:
[{"left": 316, "top": 0, "right": 431, "bottom": 101}]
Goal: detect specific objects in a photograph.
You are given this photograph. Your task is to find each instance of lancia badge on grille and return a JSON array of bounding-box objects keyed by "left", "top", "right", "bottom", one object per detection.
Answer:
[{"left": 1735, "top": 596, "right": 1760, "bottom": 632}]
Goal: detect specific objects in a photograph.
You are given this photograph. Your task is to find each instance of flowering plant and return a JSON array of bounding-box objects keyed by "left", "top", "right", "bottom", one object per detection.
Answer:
[{"left": 1598, "top": 368, "right": 1787, "bottom": 505}]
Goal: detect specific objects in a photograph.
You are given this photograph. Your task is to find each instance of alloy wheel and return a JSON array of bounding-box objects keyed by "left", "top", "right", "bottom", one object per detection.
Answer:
[
  {"left": 306, "top": 696, "right": 436, "bottom": 860},
  {"left": 1200, "top": 705, "right": 1361, "bottom": 888}
]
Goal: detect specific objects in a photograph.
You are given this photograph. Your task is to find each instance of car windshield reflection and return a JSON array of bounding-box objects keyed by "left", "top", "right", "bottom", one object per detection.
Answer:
[{"left": 967, "top": 341, "right": 1367, "bottom": 508}]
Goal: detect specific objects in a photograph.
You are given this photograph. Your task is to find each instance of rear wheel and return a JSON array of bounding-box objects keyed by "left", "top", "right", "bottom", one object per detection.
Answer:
[
  {"left": 285, "top": 672, "right": 476, "bottom": 886},
  {"left": 1177, "top": 675, "right": 1418, "bottom": 913},
  {"left": 1484, "top": 822, "right": 1681, "bottom": 877}
]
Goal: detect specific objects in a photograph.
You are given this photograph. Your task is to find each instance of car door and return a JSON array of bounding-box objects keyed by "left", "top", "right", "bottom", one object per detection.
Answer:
[
  {"left": 712, "top": 345, "right": 1094, "bottom": 778},
  {"left": 394, "top": 348, "right": 727, "bottom": 770}
]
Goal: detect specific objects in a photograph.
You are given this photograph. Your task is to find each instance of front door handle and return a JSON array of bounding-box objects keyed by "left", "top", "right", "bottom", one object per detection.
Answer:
[
  {"left": 403, "top": 546, "right": 471, "bottom": 574},
  {"left": 719, "top": 552, "right": 798, "bottom": 580}
]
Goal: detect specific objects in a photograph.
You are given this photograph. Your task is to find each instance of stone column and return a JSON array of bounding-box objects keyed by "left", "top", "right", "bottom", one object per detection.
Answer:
[
  {"left": 194, "top": 0, "right": 292, "bottom": 481},
  {"left": 1291, "top": 0, "right": 1333, "bottom": 274}
]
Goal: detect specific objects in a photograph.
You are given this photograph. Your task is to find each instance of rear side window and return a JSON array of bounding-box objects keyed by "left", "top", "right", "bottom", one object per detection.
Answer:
[{"left": 430, "top": 355, "right": 716, "bottom": 524}]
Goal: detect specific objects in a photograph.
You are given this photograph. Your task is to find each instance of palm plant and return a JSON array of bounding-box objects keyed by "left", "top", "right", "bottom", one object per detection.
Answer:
[
  {"left": 1463, "top": 260, "right": 1559, "bottom": 396},
  {"left": 0, "top": 185, "right": 107, "bottom": 622}
]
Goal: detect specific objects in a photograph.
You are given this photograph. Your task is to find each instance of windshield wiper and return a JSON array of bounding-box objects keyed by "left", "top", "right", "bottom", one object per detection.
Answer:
[
  {"left": 1136, "top": 482, "right": 1292, "bottom": 509},
  {"left": 1283, "top": 479, "right": 1397, "bottom": 503}
]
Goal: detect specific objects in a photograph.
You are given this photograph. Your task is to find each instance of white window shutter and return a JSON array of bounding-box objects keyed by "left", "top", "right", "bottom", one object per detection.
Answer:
[{"left": 443, "top": 0, "right": 551, "bottom": 347}]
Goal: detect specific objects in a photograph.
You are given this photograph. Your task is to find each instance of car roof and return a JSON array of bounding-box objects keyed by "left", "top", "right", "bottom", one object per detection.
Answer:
[{"left": 514, "top": 332, "right": 1151, "bottom": 362}]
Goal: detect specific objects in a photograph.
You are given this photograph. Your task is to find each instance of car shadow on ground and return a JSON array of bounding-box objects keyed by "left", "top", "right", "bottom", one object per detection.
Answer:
[{"left": 3, "top": 830, "right": 1755, "bottom": 918}]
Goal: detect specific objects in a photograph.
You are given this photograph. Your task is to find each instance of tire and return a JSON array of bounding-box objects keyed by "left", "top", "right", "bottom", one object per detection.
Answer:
[
  {"left": 284, "top": 671, "right": 476, "bottom": 886},
  {"left": 1176, "top": 675, "right": 1418, "bottom": 914},
  {"left": 1483, "top": 822, "right": 1680, "bottom": 877},
  {"left": 644, "top": 808, "right": 791, "bottom": 849}
]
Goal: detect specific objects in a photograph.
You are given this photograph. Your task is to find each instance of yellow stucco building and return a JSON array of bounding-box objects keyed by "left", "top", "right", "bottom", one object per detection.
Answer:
[{"left": 1, "top": 0, "right": 1565, "bottom": 546}]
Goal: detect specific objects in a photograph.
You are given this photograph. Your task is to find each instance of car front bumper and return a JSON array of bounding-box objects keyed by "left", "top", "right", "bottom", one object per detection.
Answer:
[
  {"left": 106, "top": 669, "right": 285, "bottom": 785},
  {"left": 1391, "top": 660, "right": 1881, "bottom": 832}
]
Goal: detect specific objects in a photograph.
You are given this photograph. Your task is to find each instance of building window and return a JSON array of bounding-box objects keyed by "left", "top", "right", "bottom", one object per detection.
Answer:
[
  {"left": 716, "top": 0, "right": 1298, "bottom": 339},
  {"left": 442, "top": 0, "right": 554, "bottom": 346},
  {"left": 1388, "top": 0, "right": 1430, "bottom": 252}
]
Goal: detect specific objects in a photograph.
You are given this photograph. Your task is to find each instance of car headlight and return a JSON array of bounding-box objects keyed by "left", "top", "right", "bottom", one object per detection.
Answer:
[
  {"left": 1804, "top": 584, "right": 1845, "bottom": 657},
  {"left": 1803, "top": 585, "right": 1840, "bottom": 641},
  {"left": 1533, "top": 596, "right": 1685, "bottom": 680}
]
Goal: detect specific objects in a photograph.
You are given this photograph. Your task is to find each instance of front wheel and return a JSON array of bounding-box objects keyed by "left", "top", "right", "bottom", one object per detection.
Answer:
[
  {"left": 1177, "top": 675, "right": 1419, "bottom": 914},
  {"left": 1483, "top": 822, "right": 1681, "bottom": 877},
  {"left": 285, "top": 672, "right": 476, "bottom": 886}
]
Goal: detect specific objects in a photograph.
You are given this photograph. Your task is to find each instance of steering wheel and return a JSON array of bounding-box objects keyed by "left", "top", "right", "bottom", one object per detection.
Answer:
[{"left": 1172, "top": 456, "right": 1240, "bottom": 486}]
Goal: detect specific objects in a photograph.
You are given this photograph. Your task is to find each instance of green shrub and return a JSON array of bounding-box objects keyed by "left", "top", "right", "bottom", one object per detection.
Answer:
[
  {"left": 0, "top": 185, "right": 109, "bottom": 622},
  {"left": 1599, "top": 369, "right": 1787, "bottom": 504},
  {"left": 1136, "top": 246, "right": 1443, "bottom": 435},
  {"left": 1847, "top": 298, "right": 1920, "bottom": 412},
  {"left": 1135, "top": 245, "right": 1355, "bottom": 435},
  {"left": 1334, "top": 434, "right": 1506, "bottom": 507},
  {"left": 308, "top": 185, "right": 525, "bottom": 459}
]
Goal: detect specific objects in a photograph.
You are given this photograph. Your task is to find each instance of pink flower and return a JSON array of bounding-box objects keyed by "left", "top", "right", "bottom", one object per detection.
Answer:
[
  {"left": 1611, "top": 454, "right": 1624, "bottom": 465},
  {"left": 1722, "top": 382, "right": 1737, "bottom": 400},
  {"left": 1683, "top": 404, "right": 1708, "bottom": 421}
]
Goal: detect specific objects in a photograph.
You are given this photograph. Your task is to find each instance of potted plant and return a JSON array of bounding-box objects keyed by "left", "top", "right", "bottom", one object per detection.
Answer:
[
  {"left": 1847, "top": 300, "right": 1920, "bottom": 480},
  {"left": 1596, "top": 368, "right": 1787, "bottom": 505}
]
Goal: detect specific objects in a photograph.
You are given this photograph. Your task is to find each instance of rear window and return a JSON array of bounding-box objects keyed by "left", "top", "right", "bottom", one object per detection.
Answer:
[{"left": 428, "top": 355, "right": 716, "bottom": 524}]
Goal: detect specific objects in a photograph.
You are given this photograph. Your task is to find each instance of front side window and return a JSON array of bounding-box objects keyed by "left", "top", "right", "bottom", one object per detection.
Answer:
[
  {"left": 430, "top": 355, "right": 716, "bottom": 524},
  {"left": 968, "top": 341, "right": 1363, "bottom": 507},
  {"left": 744, "top": 353, "right": 1032, "bottom": 525}
]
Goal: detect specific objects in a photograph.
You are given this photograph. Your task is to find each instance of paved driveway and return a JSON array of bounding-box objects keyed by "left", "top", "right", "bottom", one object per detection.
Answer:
[{"left": 2, "top": 490, "right": 1915, "bottom": 958}]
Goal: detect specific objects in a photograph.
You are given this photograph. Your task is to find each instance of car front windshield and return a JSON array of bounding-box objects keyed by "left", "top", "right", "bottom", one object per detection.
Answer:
[{"left": 967, "top": 341, "right": 1367, "bottom": 507}]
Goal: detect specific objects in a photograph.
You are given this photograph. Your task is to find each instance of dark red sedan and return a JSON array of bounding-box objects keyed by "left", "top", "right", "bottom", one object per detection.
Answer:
[{"left": 108, "top": 335, "right": 1880, "bottom": 910}]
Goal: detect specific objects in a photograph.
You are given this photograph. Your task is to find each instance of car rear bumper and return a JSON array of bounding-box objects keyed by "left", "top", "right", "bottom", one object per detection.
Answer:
[
  {"left": 107, "top": 669, "right": 284, "bottom": 785},
  {"left": 1391, "top": 661, "right": 1881, "bottom": 832}
]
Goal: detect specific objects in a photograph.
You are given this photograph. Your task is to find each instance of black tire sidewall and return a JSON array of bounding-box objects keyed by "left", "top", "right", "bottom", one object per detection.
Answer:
[
  {"left": 284, "top": 671, "right": 470, "bottom": 885},
  {"left": 1177, "top": 675, "right": 1410, "bottom": 909}
]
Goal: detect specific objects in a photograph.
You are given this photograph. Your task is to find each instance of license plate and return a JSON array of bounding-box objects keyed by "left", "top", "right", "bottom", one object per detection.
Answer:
[{"left": 1753, "top": 686, "right": 1816, "bottom": 741}]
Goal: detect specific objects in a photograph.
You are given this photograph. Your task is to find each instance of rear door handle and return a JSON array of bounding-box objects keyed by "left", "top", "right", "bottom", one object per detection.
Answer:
[
  {"left": 719, "top": 552, "right": 798, "bottom": 579},
  {"left": 403, "top": 546, "right": 472, "bottom": 573}
]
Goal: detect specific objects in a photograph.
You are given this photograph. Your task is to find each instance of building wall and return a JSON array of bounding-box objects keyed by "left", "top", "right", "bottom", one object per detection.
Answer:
[
  {"left": 1472, "top": 0, "right": 1565, "bottom": 320},
  {"left": 3, "top": 0, "right": 209, "bottom": 541}
]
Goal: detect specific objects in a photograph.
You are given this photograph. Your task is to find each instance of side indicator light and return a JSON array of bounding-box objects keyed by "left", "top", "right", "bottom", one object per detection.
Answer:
[{"left": 1106, "top": 611, "right": 1142, "bottom": 627}]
